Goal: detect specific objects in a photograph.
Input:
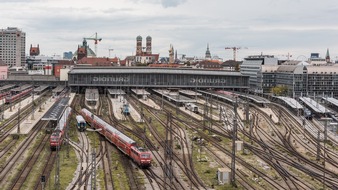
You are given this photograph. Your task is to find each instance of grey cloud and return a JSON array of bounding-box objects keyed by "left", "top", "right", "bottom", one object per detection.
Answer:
[
  {"left": 0, "top": 0, "right": 40, "bottom": 2},
  {"left": 129, "top": 0, "right": 186, "bottom": 8},
  {"left": 160, "top": 0, "right": 187, "bottom": 8}
]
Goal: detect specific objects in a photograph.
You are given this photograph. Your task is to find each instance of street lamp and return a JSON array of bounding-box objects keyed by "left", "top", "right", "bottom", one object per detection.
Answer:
[{"left": 86, "top": 127, "right": 102, "bottom": 190}]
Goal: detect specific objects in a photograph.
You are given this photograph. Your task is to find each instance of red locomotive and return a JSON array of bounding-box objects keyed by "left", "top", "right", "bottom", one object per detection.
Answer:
[
  {"left": 50, "top": 107, "right": 72, "bottom": 150},
  {"left": 80, "top": 108, "right": 152, "bottom": 168},
  {"left": 5, "top": 88, "right": 33, "bottom": 104}
]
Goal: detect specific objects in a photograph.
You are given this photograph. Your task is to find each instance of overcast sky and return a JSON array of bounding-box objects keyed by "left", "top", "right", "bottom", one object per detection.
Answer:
[{"left": 1, "top": 0, "right": 338, "bottom": 61}]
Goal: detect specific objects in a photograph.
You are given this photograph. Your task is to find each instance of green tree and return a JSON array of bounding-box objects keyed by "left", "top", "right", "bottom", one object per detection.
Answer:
[{"left": 271, "top": 85, "right": 288, "bottom": 96}]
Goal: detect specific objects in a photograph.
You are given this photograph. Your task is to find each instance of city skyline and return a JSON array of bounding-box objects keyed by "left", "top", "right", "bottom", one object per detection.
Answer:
[{"left": 1, "top": 0, "right": 338, "bottom": 60}]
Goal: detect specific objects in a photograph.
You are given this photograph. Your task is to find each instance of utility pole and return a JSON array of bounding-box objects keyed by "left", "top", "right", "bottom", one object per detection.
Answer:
[
  {"left": 54, "top": 142, "right": 60, "bottom": 190},
  {"left": 231, "top": 97, "right": 238, "bottom": 187},
  {"left": 164, "top": 112, "right": 173, "bottom": 189},
  {"left": 17, "top": 106, "right": 21, "bottom": 134},
  {"left": 66, "top": 105, "right": 70, "bottom": 158},
  {"left": 31, "top": 91, "right": 35, "bottom": 120},
  {"left": 316, "top": 131, "right": 321, "bottom": 161},
  {"left": 203, "top": 96, "right": 208, "bottom": 130},
  {"left": 250, "top": 115, "right": 253, "bottom": 144},
  {"left": 321, "top": 117, "right": 330, "bottom": 190}
]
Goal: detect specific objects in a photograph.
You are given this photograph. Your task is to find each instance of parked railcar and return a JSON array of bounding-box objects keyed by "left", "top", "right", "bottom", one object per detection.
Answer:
[
  {"left": 122, "top": 103, "right": 130, "bottom": 115},
  {"left": 50, "top": 107, "right": 72, "bottom": 150},
  {"left": 5, "top": 88, "right": 33, "bottom": 104},
  {"left": 76, "top": 115, "right": 86, "bottom": 132},
  {"left": 185, "top": 103, "right": 199, "bottom": 113},
  {"left": 80, "top": 108, "right": 152, "bottom": 168},
  {"left": 304, "top": 108, "right": 312, "bottom": 120},
  {"left": 0, "top": 91, "right": 10, "bottom": 100}
]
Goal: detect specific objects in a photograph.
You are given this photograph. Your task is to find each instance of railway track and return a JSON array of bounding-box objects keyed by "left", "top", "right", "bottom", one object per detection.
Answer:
[
  {"left": 105, "top": 95, "right": 172, "bottom": 189},
  {"left": 0, "top": 120, "right": 49, "bottom": 188},
  {"left": 33, "top": 151, "right": 57, "bottom": 190},
  {"left": 127, "top": 95, "right": 203, "bottom": 189},
  {"left": 149, "top": 94, "right": 285, "bottom": 189},
  {"left": 101, "top": 140, "right": 114, "bottom": 190},
  {"left": 9, "top": 131, "right": 50, "bottom": 190},
  {"left": 251, "top": 104, "right": 338, "bottom": 189}
]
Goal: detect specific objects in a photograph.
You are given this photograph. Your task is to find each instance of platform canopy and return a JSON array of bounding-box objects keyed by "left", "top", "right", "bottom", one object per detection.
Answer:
[{"left": 41, "top": 97, "right": 70, "bottom": 121}]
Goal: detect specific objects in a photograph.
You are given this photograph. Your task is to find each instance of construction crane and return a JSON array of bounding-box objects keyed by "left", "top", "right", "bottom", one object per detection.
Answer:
[
  {"left": 277, "top": 53, "right": 292, "bottom": 60},
  {"left": 84, "top": 32, "right": 102, "bottom": 57},
  {"left": 108, "top": 48, "right": 114, "bottom": 57},
  {"left": 225, "top": 47, "right": 248, "bottom": 61}
]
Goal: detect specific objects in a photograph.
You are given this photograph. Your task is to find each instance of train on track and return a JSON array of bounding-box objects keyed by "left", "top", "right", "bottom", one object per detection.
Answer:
[
  {"left": 5, "top": 88, "right": 33, "bottom": 104},
  {"left": 76, "top": 115, "right": 86, "bottom": 132},
  {"left": 80, "top": 108, "right": 152, "bottom": 168},
  {"left": 122, "top": 103, "right": 130, "bottom": 115},
  {"left": 185, "top": 103, "right": 199, "bottom": 113},
  {"left": 50, "top": 107, "right": 72, "bottom": 150},
  {"left": 0, "top": 91, "right": 10, "bottom": 100},
  {"left": 304, "top": 108, "right": 313, "bottom": 120}
]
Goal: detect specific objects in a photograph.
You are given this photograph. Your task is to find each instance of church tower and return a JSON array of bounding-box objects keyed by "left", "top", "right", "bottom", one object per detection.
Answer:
[
  {"left": 325, "top": 48, "right": 330, "bottom": 63},
  {"left": 205, "top": 43, "right": 211, "bottom": 60},
  {"left": 136, "top": 35, "right": 142, "bottom": 56},
  {"left": 169, "top": 44, "right": 174, "bottom": 63},
  {"left": 146, "top": 36, "right": 152, "bottom": 54}
]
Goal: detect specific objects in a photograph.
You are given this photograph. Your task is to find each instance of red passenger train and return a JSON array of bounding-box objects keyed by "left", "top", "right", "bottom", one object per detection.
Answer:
[
  {"left": 0, "top": 91, "right": 10, "bottom": 100},
  {"left": 50, "top": 107, "right": 72, "bottom": 150},
  {"left": 5, "top": 88, "right": 33, "bottom": 104},
  {"left": 80, "top": 108, "right": 152, "bottom": 168}
]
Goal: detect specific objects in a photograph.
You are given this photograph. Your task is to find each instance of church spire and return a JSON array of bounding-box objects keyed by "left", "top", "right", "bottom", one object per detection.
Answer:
[
  {"left": 205, "top": 43, "right": 211, "bottom": 60},
  {"left": 325, "top": 48, "right": 330, "bottom": 63}
]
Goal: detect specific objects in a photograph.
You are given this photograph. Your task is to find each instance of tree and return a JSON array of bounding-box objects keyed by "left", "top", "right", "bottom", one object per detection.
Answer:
[{"left": 271, "top": 85, "right": 288, "bottom": 96}]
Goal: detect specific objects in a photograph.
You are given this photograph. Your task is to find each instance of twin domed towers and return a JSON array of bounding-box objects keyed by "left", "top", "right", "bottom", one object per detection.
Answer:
[{"left": 136, "top": 35, "right": 152, "bottom": 55}]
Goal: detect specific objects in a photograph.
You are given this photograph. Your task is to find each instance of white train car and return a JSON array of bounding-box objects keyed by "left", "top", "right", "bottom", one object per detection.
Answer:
[{"left": 185, "top": 103, "right": 199, "bottom": 113}]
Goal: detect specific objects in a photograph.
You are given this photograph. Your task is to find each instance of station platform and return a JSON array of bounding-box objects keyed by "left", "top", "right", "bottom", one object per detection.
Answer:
[
  {"left": 139, "top": 97, "right": 161, "bottom": 110},
  {"left": 196, "top": 99, "right": 218, "bottom": 109},
  {"left": 299, "top": 97, "right": 329, "bottom": 114},
  {"left": 153, "top": 89, "right": 196, "bottom": 104},
  {"left": 108, "top": 89, "right": 125, "bottom": 96},
  {"left": 0, "top": 84, "right": 16, "bottom": 91},
  {"left": 52, "top": 85, "right": 65, "bottom": 94},
  {"left": 179, "top": 90, "right": 202, "bottom": 97},
  {"left": 9, "top": 95, "right": 52, "bottom": 134},
  {"left": 179, "top": 107, "right": 203, "bottom": 121},
  {"left": 110, "top": 96, "right": 125, "bottom": 120},
  {"left": 33, "top": 85, "right": 49, "bottom": 93},
  {"left": 9, "top": 93, "right": 76, "bottom": 135},
  {"left": 110, "top": 96, "right": 143, "bottom": 122},
  {"left": 11, "top": 84, "right": 33, "bottom": 93},
  {"left": 85, "top": 88, "right": 99, "bottom": 102},
  {"left": 276, "top": 96, "right": 303, "bottom": 109},
  {"left": 131, "top": 89, "right": 150, "bottom": 96},
  {"left": 198, "top": 90, "right": 237, "bottom": 104},
  {"left": 237, "top": 106, "right": 278, "bottom": 124}
]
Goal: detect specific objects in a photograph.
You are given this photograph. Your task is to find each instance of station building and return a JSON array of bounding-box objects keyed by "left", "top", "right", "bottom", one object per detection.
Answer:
[{"left": 68, "top": 67, "right": 249, "bottom": 92}]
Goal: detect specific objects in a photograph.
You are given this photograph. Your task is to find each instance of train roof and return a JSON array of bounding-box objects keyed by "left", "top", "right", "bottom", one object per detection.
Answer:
[
  {"left": 42, "top": 97, "right": 70, "bottom": 121},
  {"left": 81, "top": 108, "right": 136, "bottom": 144},
  {"left": 76, "top": 115, "right": 86, "bottom": 123},
  {"left": 56, "top": 107, "right": 72, "bottom": 131}
]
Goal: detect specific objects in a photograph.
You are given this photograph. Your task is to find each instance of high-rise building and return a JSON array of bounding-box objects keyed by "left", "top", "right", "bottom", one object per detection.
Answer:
[{"left": 0, "top": 27, "right": 26, "bottom": 67}]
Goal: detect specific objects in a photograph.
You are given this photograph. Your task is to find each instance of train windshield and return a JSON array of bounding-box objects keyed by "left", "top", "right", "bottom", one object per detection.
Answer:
[
  {"left": 141, "top": 154, "right": 150, "bottom": 158},
  {"left": 51, "top": 137, "right": 58, "bottom": 141}
]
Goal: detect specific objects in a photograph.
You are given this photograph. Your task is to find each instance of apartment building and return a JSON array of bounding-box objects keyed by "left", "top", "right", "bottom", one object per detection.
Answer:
[{"left": 0, "top": 27, "right": 26, "bottom": 67}]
